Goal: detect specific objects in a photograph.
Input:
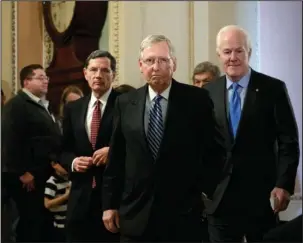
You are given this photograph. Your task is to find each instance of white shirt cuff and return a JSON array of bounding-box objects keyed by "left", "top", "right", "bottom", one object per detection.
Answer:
[{"left": 71, "top": 158, "right": 77, "bottom": 172}]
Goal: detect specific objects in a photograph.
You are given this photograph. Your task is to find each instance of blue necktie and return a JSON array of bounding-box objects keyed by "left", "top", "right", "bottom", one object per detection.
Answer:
[
  {"left": 229, "top": 83, "right": 241, "bottom": 138},
  {"left": 147, "top": 95, "right": 164, "bottom": 160}
]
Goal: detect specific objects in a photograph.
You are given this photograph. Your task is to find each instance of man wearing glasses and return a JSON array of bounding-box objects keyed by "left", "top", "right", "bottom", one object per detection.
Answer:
[
  {"left": 102, "top": 35, "right": 224, "bottom": 242},
  {"left": 2, "top": 64, "right": 61, "bottom": 242}
]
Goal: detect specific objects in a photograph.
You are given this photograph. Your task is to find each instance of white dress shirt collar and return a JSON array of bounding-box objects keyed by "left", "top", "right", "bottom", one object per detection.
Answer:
[
  {"left": 148, "top": 81, "right": 172, "bottom": 102},
  {"left": 89, "top": 87, "right": 112, "bottom": 108}
]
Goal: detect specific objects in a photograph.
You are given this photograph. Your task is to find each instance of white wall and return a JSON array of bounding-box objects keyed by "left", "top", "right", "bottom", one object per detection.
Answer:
[
  {"left": 108, "top": 1, "right": 191, "bottom": 87},
  {"left": 193, "top": 1, "right": 259, "bottom": 72},
  {"left": 259, "top": 1, "right": 302, "bottom": 198}
]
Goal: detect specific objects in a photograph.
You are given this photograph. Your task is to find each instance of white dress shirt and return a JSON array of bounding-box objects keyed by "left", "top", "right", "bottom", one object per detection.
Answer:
[
  {"left": 72, "top": 87, "right": 112, "bottom": 171},
  {"left": 144, "top": 81, "right": 171, "bottom": 134},
  {"left": 85, "top": 87, "right": 112, "bottom": 141}
]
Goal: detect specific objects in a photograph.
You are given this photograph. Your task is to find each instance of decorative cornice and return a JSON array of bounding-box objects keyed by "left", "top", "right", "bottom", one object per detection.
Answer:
[
  {"left": 11, "top": 1, "right": 18, "bottom": 95},
  {"left": 109, "top": 1, "right": 120, "bottom": 86},
  {"left": 42, "top": 22, "right": 54, "bottom": 68},
  {"left": 188, "top": 1, "right": 194, "bottom": 84},
  {"left": 42, "top": 3, "right": 54, "bottom": 68}
]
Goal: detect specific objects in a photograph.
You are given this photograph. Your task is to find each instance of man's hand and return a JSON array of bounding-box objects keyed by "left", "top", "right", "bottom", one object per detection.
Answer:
[
  {"left": 73, "top": 157, "right": 93, "bottom": 172},
  {"left": 92, "top": 147, "right": 109, "bottom": 166},
  {"left": 103, "top": 209, "right": 120, "bottom": 233},
  {"left": 20, "top": 172, "right": 35, "bottom": 192},
  {"left": 271, "top": 187, "right": 290, "bottom": 213}
]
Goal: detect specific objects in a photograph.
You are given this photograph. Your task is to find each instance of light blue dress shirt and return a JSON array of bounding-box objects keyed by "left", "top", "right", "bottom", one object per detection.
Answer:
[{"left": 226, "top": 68, "right": 252, "bottom": 113}]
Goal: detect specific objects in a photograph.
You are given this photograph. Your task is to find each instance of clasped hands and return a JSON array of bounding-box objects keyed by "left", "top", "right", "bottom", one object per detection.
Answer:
[{"left": 73, "top": 147, "right": 109, "bottom": 172}]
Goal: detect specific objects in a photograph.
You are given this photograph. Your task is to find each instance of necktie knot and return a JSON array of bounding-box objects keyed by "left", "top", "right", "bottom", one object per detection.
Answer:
[
  {"left": 94, "top": 100, "right": 101, "bottom": 107},
  {"left": 232, "top": 82, "right": 241, "bottom": 92},
  {"left": 154, "top": 95, "right": 163, "bottom": 103}
]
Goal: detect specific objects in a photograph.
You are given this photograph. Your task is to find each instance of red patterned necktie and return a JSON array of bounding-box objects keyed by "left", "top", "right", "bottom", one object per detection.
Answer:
[{"left": 91, "top": 100, "right": 101, "bottom": 188}]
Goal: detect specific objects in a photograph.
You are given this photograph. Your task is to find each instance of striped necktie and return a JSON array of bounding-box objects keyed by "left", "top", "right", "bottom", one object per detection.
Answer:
[{"left": 147, "top": 95, "right": 164, "bottom": 160}]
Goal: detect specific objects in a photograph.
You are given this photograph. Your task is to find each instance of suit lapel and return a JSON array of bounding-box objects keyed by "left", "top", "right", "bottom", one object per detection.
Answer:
[
  {"left": 234, "top": 70, "right": 259, "bottom": 143},
  {"left": 156, "top": 80, "right": 181, "bottom": 160},
  {"left": 215, "top": 77, "right": 233, "bottom": 148},
  {"left": 78, "top": 95, "right": 93, "bottom": 152},
  {"left": 96, "top": 90, "right": 116, "bottom": 146},
  {"left": 130, "top": 85, "right": 153, "bottom": 159}
]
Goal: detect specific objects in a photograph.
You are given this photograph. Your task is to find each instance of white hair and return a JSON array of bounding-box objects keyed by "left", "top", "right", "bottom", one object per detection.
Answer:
[
  {"left": 139, "top": 34, "right": 175, "bottom": 59},
  {"left": 216, "top": 25, "right": 252, "bottom": 53}
]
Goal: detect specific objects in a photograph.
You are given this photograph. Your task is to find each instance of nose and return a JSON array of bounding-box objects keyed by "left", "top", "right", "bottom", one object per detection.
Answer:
[
  {"left": 230, "top": 51, "right": 237, "bottom": 60},
  {"left": 95, "top": 69, "right": 102, "bottom": 77},
  {"left": 152, "top": 61, "right": 160, "bottom": 71}
]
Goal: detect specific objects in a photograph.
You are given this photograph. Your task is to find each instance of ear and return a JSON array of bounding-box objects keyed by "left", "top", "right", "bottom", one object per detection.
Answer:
[
  {"left": 216, "top": 49, "right": 221, "bottom": 58},
  {"left": 139, "top": 59, "right": 143, "bottom": 73},
  {"left": 83, "top": 68, "right": 88, "bottom": 81},
  {"left": 248, "top": 48, "right": 252, "bottom": 59},
  {"left": 112, "top": 72, "right": 116, "bottom": 81},
  {"left": 23, "top": 79, "right": 30, "bottom": 88},
  {"left": 172, "top": 57, "right": 177, "bottom": 72}
]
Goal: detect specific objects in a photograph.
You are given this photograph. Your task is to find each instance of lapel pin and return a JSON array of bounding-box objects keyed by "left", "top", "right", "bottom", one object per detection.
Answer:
[{"left": 256, "top": 88, "right": 259, "bottom": 92}]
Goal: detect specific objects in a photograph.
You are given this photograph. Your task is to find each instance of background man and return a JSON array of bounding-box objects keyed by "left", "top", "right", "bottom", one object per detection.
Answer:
[
  {"left": 192, "top": 61, "right": 221, "bottom": 88},
  {"left": 2, "top": 64, "right": 61, "bottom": 242}
]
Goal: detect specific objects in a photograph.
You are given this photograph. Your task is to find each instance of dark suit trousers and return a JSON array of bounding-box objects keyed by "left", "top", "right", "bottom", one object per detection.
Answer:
[
  {"left": 208, "top": 190, "right": 277, "bottom": 243},
  {"left": 120, "top": 211, "right": 203, "bottom": 242},
  {"left": 66, "top": 189, "right": 119, "bottom": 243},
  {"left": 263, "top": 214, "right": 302, "bottom": 242},
  {"left": 4, "top": 173, "right": 52, "bottom": 242}
]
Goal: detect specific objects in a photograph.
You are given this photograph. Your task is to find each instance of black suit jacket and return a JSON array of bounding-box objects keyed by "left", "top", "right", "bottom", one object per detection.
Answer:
[
  {"left": 263, "top": 214, "right": 302, "bottom": 242},
  {"left": 61, "top": 89, "right": 120, "bottom": 222},
  {"left": 2, "top": 90, "right": 61, "bottom": 180},
  {"left": 203, "top": 69, "right": 299, "bottom": 214},
  {"left": 102, "top": 80, "right": 225, "bottom": 236}
]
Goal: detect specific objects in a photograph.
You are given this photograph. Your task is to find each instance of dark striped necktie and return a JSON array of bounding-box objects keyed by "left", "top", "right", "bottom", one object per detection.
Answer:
[{"left": 147, "top": 95, "right": 164, "bottom": 160}]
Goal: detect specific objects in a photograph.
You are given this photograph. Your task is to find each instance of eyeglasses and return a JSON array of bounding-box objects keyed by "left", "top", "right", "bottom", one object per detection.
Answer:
[
  {"left": 29, "top": 76, "right": 50, "bottom": 81},
  {"left": 142, "top": 57, "right": 171, "bottom": 67}
]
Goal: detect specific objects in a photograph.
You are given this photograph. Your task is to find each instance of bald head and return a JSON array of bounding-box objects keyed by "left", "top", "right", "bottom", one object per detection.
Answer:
[{"left": 216, "top": 25, "right": 251, "bottom": 82}]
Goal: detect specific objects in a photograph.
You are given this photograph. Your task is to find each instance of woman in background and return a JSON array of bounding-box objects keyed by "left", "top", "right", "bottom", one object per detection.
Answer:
[{"left": 57, "top": 85, "right": 83, "bottom": 133}]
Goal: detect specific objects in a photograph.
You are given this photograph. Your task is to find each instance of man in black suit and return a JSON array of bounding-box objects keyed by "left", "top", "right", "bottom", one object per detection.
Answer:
[
  {"left": 203, "top": 25, "right": 300, "bottom": 242},
  {"left": 263, "top": 214, "right": 302, "bottom": 242},
  {"left": 61, "top": 50, "right": 120, "bottom": 242},
  {"left": 102, "top": 34, "right": 224, "bottom": 242},
  {"left": 2, "top": 64, "right": 61, "bottom": 242}
]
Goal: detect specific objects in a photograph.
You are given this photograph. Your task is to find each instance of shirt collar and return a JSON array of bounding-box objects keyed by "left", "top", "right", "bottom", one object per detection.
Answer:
[
  {"left": 226, "top": 68, "right": 251, "bottom": 90},
  {"left": 89, "top": 87, "right": 112, "bottom": 108},
  {"left": 22, "top": 88, "right": 41, "bottom": 103},
  {"left": 148, "top": 81, "right": 172, "bottom": 102}
]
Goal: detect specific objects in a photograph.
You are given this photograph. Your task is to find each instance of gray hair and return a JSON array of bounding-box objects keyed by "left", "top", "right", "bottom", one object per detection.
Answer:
[
  {"left": 216, "top": 25, "right": 252, "bottom": 53},
  {"left": 139, "top": 35, "right": 175, "bottom": 59},
  {"left": 192, "top": 61, "right": 221, "bottom": 81}
]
